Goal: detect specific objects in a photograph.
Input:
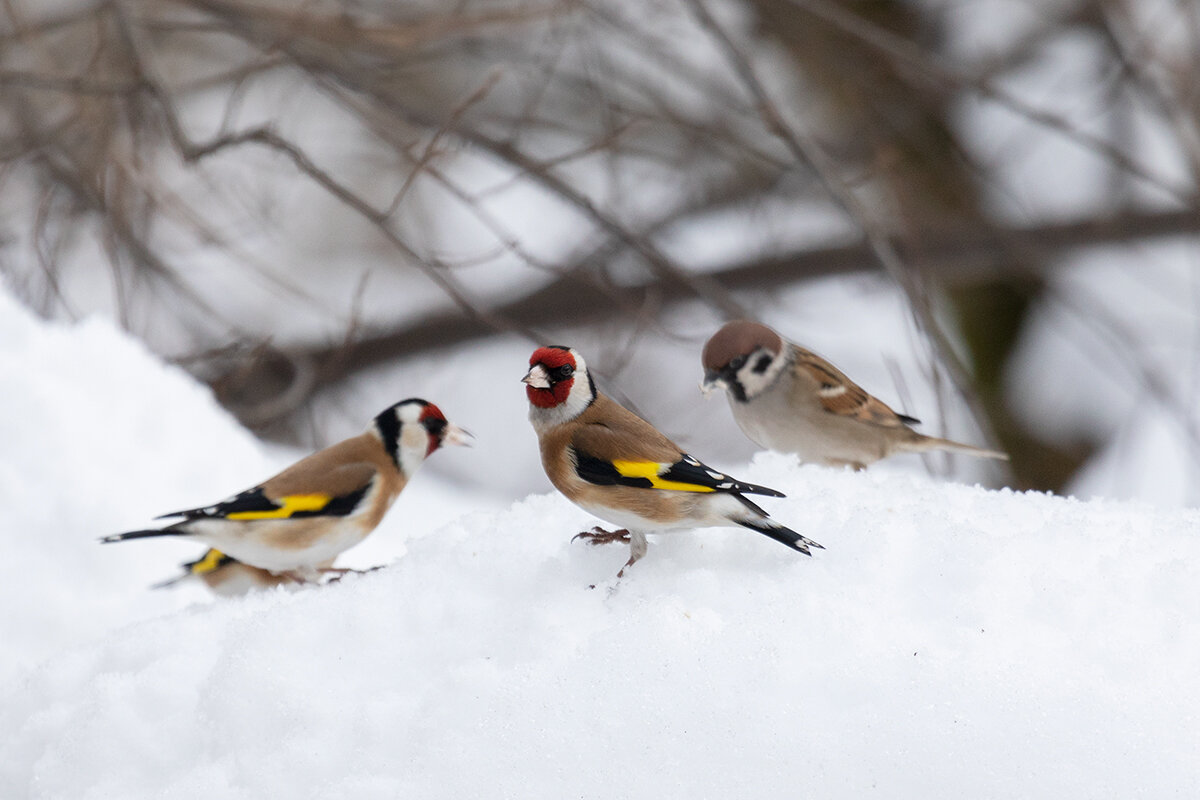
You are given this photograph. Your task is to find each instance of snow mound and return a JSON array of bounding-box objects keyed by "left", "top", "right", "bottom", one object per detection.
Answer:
[
  {"left": 2, "top": 283, "right": 1198, "bottom": 797},
  {"left": 0, "top": 285, "right": 489, "bottom": 687},
  {"left": 0, "top": 288, "right": 269, "bottom": 685},
  {"left": 4, "top": 457, "right": 1199, "bottom": 798}
]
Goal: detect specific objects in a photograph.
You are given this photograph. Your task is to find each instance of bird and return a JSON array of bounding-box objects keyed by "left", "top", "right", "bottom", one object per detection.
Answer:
[
  {"left": 522, "top": 345, "right": 821, "bottom": 577},
  {"left": 102, "top": 398, "right": 471, "bottom": 580},
  {"left": 152, "top": 548, "right": 303, "bottom": 596},
  {"left": 701, "top": 320, "right": 1008, "bottom": 470}
]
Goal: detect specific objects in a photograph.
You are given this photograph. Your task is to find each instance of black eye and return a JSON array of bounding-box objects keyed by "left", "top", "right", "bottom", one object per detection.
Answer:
[
  {"left": 424, "top": 418, "right": 447, "bottom": 436},
  {"left": 729, "top": 355, "right": 747, "bottom": 371},
  {"left": 553, "top": 364, "right": 574, "bottom": 380}
]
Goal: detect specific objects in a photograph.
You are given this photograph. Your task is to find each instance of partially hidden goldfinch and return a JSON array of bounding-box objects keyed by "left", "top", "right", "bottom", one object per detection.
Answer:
[
  {"left": 702, "top": 321, "right": 1008, "bottom": 470},
  {"left": 153, "top": 548, "right": 304, "bottom": 596},
  {"left": 523, "top": 346, "right": 821, "bottom": 577},
  {"left": 102, "top": 399, "right": 471, "bottom": 580}
]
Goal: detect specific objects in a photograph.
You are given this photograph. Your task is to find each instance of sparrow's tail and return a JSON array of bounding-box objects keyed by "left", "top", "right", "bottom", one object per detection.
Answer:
[
  {"left": 99, "top": 527, "right": 186, "bottom": 544},
  {"left": 734, "top": 515, "right": 824, "bottom": 556},
  {"left": 905, "top": 434, "right": 1009, "bottom": 461}
]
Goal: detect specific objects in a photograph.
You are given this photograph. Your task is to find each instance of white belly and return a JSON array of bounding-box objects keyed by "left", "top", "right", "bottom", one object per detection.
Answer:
[
  {"left": 729, "top": 386, "right": 886, "bottom": 465},
  {"left": 185, "top": 516, "right": 372, "bottom": 574},
  {"left": 579, "top": 491, "right": 751, "bottom": 533}
]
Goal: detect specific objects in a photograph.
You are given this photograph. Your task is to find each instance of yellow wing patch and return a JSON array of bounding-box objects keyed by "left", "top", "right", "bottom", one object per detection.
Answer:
[
  {"left": 226, "top": 493, "right": 331, "bottom": 520},
  {"left": 611, "top": 460, "right": 716, "bottom": 493},
  {"left": 190, "top": 549, "right": 228, "bottom": 575}
]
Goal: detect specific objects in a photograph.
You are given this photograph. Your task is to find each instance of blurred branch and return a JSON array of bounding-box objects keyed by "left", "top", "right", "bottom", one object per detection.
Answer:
[
  {"left": 779, "top": 0, "right": 1195, "bottom": 203},
  {"left": 183, "top": 0, "right": 751, "bottom": 320},
  {"left": 1092, "top": 3, "right": 1200, "bottom": 183},
  {"left": 1052, "top": 282, "right": 1200, "bottom": 457},
  {"left": 111, "top": 4, "right": 530, "bottom": 339},
  {"left": 278, "top": 207, "right": 1200, "bottom": 382}
]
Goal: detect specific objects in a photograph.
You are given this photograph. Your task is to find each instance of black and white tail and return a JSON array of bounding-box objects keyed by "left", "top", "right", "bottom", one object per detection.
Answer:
[
  {"left": 99, "top": 527, "right": 185, "bottom": 544},
  {"left": 735, "top": 516, "right": 823, "bottom": 556}
]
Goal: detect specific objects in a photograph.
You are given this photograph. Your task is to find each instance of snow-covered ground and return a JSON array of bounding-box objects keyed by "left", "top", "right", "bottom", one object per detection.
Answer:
[{"left": 2, "top": 285, "right": 1199, "bottom": 798}]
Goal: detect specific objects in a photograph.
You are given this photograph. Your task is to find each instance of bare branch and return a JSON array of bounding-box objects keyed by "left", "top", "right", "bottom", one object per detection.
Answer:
[
  {"left": 284, "top": 207, "right": 1200, "bottom": 386},
  {"left": 779, "top": 0, "right": 1194, "bottom": 202}
]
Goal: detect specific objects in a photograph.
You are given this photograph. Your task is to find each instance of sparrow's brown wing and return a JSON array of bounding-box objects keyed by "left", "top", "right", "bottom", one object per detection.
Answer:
[{"left": 793, "top": 348, "right": 917, "bottom": 428}]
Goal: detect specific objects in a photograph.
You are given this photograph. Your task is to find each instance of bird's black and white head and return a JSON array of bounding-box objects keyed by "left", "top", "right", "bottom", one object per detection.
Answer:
[
  {"left": 522, "top": 346, "right": 597, "bottom": 431},
  {"left": 701, "top": 321, "right": 788, "bottom": 403},
  {"left": 373, "top": 398, "right": 471, "bottom": 477}
]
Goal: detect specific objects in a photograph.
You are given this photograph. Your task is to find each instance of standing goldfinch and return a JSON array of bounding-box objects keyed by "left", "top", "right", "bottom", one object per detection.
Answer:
[
  {"left": 523, "top": 346, "right": 821, "bottom": 576},
  {"left": 102, "top": 399, "right": 471, "bottom": 580},
  {"left": 702, "top": 321, "right": 1008, "bottom": 470}
]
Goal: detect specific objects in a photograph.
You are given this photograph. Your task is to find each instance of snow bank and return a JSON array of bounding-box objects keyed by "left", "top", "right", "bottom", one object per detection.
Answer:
[
  {"left": 6, "top": 470, "right": 1200, "bottom": 797},
  {"left": 0, "top": 287, "right": 262, "bottom": 685},
  {"left": 0, "top": 285, "right": 490, "bottom": 688},
  {"left": 2, "top": 285, "right": 1199, "bottom": 798}
]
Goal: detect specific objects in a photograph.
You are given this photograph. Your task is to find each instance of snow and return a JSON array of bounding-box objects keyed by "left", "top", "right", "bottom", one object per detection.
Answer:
[
  {"left": 3, "top": 282, "right": 1200, "bottom": 798},
  {"left": 0, "top": 284, "right": 495, "bottom": 687}
]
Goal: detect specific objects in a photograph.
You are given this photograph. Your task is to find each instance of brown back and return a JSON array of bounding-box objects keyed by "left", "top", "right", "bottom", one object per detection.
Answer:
[
  {"left": 258, "top": 433, "right": 403, "bottom": 500},
  {"left": 792, "top": 347, "right": 907, "bottom": 428}
]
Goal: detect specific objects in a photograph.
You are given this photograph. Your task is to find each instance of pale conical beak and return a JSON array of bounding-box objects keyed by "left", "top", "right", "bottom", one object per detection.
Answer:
[
  {"left": 522, "top": 364, "right": 551, "bottom": 389},
  {"left": 700, "top": 369, "right": 727, "bottom": 397},
  {"left": 443, "top": 423, "right": 474, "bottom": 447}
]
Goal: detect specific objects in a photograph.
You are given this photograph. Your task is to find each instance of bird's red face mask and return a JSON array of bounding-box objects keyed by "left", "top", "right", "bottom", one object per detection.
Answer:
[
  {"left": 523, "top": 347, "right": 577, "bottom": 409},
  {"left": 418, "top": 402, "right": 472, "bottom": 456}
]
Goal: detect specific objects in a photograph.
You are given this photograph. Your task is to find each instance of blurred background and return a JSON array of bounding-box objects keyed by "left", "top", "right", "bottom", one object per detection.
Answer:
[{"left": 1, "top": 0, "right": 1197, "bottom": 505}]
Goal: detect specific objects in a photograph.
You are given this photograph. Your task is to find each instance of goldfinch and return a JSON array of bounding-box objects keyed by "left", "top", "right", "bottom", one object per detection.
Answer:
[
  {"left": 102, "top": 399, "right": 471, "bottom": 580},
  {"left": 153, "top": 549, "right": 303, "bottom": 596},
  {"left": 523, "top": 346, "right": 821, "bottom": 576},
  {"left": 701, "top": 320, "right": 1008, "bottom": 470}
]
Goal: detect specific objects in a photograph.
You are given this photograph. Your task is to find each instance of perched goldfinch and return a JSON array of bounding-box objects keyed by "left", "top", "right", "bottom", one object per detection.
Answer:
[
  {"left": 523, "top": 346, "right": 821, "bottom": 576},
  {"left": 702, "top": 321, "right": 1008, "bottom": 470},
  {"left": 153, "top": 549, "right": 303, "bottom": 596},
  {"left": 102, "top": 399, "right": 471, "bottom": 580}
]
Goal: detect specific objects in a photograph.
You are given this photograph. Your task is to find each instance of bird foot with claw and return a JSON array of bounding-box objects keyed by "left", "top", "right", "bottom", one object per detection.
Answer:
[{"left": 572, "top": 527, "right": 632, "bottom": 546}]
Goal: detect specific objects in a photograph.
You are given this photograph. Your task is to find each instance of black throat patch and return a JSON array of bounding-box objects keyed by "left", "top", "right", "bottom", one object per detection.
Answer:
[{"left": 726, "top": 371, "right": 748, "bottom": 402}]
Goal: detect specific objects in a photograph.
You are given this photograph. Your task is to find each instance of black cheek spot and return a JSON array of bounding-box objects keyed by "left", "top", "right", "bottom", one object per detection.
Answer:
[{"left": 753, "top": 355, "right": 773, "bottom": 374}]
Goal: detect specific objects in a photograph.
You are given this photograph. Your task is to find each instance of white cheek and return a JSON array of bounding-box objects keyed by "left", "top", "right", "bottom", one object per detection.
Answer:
[
  {"left": 564, "top": 377, "right": 594, "bottom": 417},
  {"left": 736, "top": 353, "right": 787, "bottom": 399},
  {"left": 738, "top": 370, "right": 772, "bottom": 398},
  {"left": 398, "top": 425, "right": 429, "bottom": 475}
]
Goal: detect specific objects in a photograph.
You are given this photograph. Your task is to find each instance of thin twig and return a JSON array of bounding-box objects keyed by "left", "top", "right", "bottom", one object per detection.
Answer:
[{"left": 779, "top": 0, "right": 1194, "bottom": 202}]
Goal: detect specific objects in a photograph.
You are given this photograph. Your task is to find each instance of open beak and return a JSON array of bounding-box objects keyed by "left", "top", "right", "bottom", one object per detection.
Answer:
[
  {"left": 443, "top": 423, "right": 474, "bottom": 447},
  {"left": 700, "top": 369, "right": 727, "bottom": 397},
  {"left": 522, "top": 364, "right": 551, "bottom": 389}
]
